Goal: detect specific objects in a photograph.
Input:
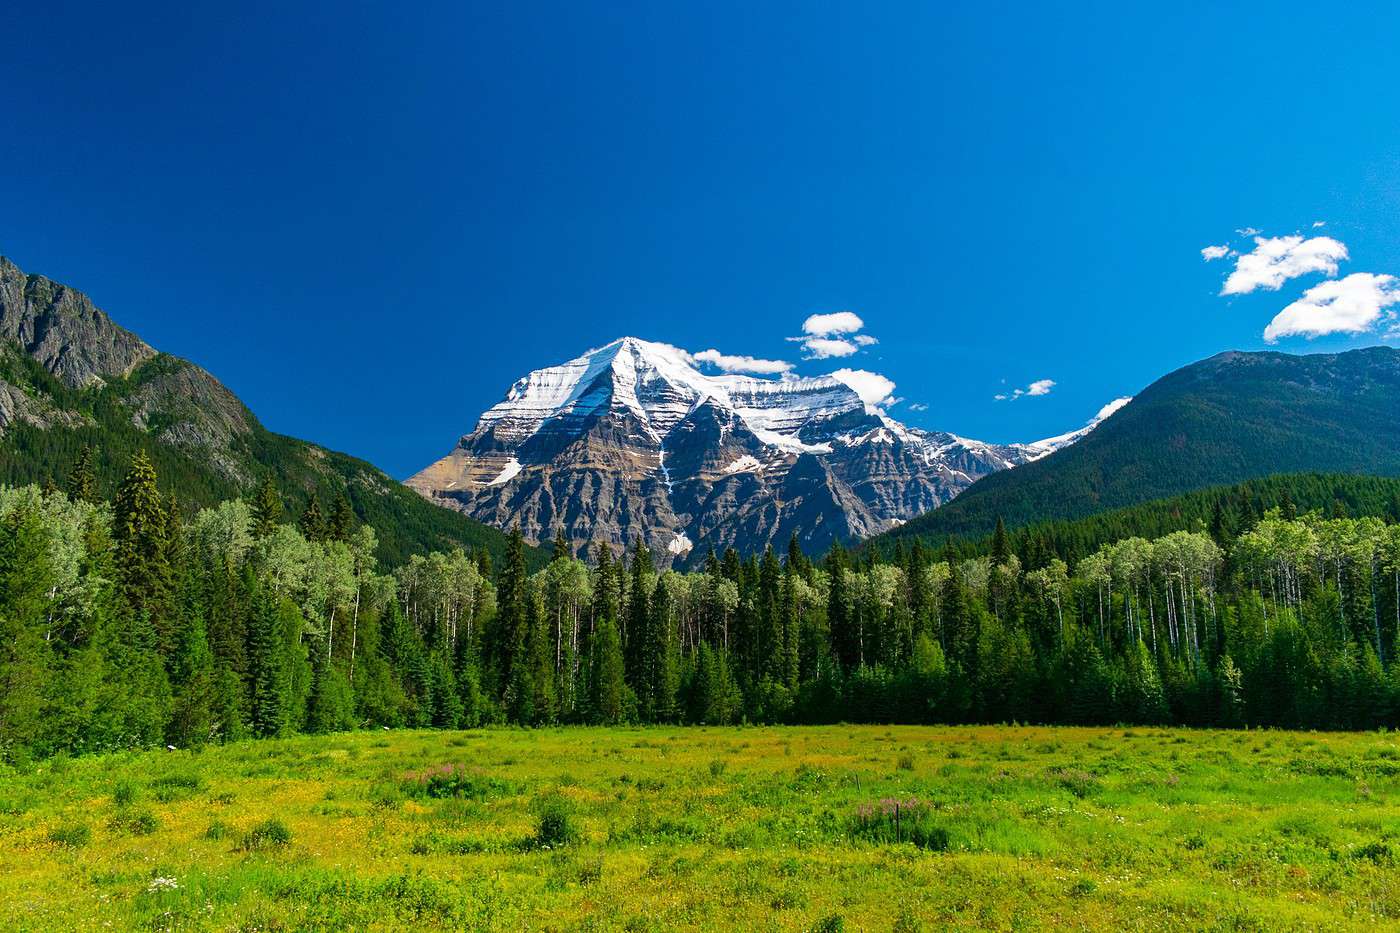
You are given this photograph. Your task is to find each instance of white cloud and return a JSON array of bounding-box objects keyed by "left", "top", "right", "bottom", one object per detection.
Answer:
[
  {"left": 1263, "top": 272, "right": 1400, "bottom": 342},
  {"left": 907, "top": 402, "right": 929, "bottom": 412},
  {"left": 792, "top": 336, "right": 859, "bottom": 359},
  {"left": 830, "top": 368, "right": 897, "bottom": 411},
  {"left": 692, "top": 348, "right": 793, "bottom": 375},
  {"left": 1237, "top": 227, "right": 1262, "bottom": 237},
  {"left": 802, "top": 311, "right": 865, "bottom": 336},
  {"left": 1221, "top": 235, "right": 1348, "bottom": 295},
  {"left": 997, "top": 377, "right": 1056, "bottom": 401},
  {"left": 1312, "top": 220, "right": 1327, "bottom": 228},
  {"left": 1201, "top": 244, "right": 1233, "bottom": 261},
  {"left": 791, "top": 310, "right": 878, "bottom": 358}
]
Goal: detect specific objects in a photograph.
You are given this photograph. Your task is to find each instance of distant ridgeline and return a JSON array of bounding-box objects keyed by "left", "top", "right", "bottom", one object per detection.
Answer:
[{"left": 0, "top": 255, "right": 534, "bottom": 568}]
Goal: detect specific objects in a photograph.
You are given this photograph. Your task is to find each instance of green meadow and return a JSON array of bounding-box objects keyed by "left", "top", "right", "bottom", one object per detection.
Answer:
[{"left": 3, "top": 725, "right": 1398, "bottom": 931}]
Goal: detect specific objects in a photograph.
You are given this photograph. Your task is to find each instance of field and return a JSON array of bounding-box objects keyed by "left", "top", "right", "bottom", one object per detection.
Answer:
[{"left": 2, "top": 726, "right": 1399, "bottom": 931}]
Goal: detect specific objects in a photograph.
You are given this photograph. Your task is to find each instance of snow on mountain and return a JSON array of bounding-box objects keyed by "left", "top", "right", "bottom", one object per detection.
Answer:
[{"left": 409, "top": 337, "right": 1116, "bottom": 560}]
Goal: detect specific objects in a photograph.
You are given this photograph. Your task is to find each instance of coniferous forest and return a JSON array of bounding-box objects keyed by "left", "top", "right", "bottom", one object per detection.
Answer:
[{"left": 6, "top": 448, "right": 1400, "bottom": 763}]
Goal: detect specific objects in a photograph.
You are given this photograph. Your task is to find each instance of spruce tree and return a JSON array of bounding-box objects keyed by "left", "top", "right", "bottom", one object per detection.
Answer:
[
  {"left": 299, "top": 495, "right": 327, "bottom": 542},
  {"left": 494, "top": 526, "right": 529, "bottom": 705},
  {"left": 625, "top": 538, "right": 653, "bottom": 692},
  {"left": 252, "top": 476, "right": 283, "bottom": 537},
  {"left": 113, "top": 451, "right": 173, "bottom": 639},
  {"left": 328, "top": 494, "right": 354, "bottom": 542},
  {"left": 67, "top": 445, "right": 99, "bottom": 503},
  {"left": 589, "top": 618, "right": 627, "bottom": 724},
  {"left": 247, "top": 577, "right": 289, "bottom": 738},
  {"left": 990, "top": 516, "right": 1012, "bottom": 566}
]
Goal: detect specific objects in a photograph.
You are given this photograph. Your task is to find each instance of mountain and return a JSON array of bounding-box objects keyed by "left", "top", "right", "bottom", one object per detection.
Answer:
[
  {"left": 408, "top": 336, "right": 1111, "bottom": 560},
  {"left": 877, "top": 346, "right": 1400, "bottom": 547},
  {"left": 0, "top": 255, "right": 534, "bottom": 567}
]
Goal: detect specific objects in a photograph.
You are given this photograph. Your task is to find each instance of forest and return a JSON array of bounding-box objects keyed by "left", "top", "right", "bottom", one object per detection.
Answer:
[{"left": 5, "top": 448, "right": 1400, "bottom": 763}]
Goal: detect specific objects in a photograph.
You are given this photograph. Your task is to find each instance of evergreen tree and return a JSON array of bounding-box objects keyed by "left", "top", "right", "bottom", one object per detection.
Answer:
[
  {"left": 588, "top": 618, "right": 627, "bottom": 724},
  {"left": 494, "top": 526, "right": 529, "bottom": 705},
  {"left": 328, "top": 494, "right": 354, "bottom": 542},
  {"left": 625, "top": 538, "right": 653, "bottom": 691},
  {"left": 113, "top": 451, "right": 173, "bottom": 643},
  {"left": 252, "top": 476, "right": 283, "bottom": 537},
  {"left": 299, "top": 495, "right": 327, "bottom": 542},
  {"left": 67, "top": 445, "right": 99, "bottom": 503}
]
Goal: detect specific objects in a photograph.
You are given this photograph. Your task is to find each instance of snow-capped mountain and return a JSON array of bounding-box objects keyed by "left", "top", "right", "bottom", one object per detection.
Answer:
[{"left": 408, "top": 337, "right": 1118, "bottom": 560}]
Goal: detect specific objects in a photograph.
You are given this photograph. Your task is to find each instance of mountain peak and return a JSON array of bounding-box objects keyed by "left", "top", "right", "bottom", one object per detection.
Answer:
[{"left": 410, "top": 336, "right": 1115, "bottom": 560}]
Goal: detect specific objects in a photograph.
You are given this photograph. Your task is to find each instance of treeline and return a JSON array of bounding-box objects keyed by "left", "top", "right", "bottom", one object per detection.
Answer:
[
  {"left": 6, "top": 452, "right": 1400, "bottom": 763},
  {"left": 876, "top": 472, "right": 1400, "bottom": 570}
]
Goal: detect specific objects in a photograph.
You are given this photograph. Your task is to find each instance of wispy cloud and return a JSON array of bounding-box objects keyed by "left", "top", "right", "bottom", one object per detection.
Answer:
[
  {"left": 1263, "top": 272, "right": 1400, "bottom": 342},
  {"left": 793, "top": 336, "right": 860, "bottom": 359},
  {"left": 995, "top": 378, "right": 1056, "bottom": 401},
  {"left": 1220, "top": 235, "right": 1348, "bottom": 295},
  {"left": 1201, "top": 244, "right": 1233, "bottom": 261},
  {"left": 692, "top": 348, "right": 793, "bottom": 375},
  {"left": 907, "top": 402, "right": 928, "bottom": 412}
]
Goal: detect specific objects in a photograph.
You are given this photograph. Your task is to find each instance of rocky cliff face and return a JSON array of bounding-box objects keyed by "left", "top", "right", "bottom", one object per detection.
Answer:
[
  {"left": 0, "top": 256, "right": 155, "bottom": 388},
  {"left": 409, "top": 337, "right": 1109, "bottom": 561}
]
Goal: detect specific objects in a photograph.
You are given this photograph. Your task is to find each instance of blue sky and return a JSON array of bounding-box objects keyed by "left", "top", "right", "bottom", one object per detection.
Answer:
[{"left": 5, "top": 1, "right": 1400, "bottom": 477}]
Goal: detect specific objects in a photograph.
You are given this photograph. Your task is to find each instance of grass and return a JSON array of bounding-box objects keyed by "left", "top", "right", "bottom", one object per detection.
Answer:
[{"left": 2, "top": 725, "right": 1399, "bottom": 930}]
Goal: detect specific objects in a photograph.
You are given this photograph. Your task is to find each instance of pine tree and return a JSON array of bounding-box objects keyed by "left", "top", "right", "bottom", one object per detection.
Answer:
[
  {"left": 589, "top": 618, "right": 627, "bottom": 724},
  {"left": 625, "top": 538, "right": 653, "bottom": 693},
  {"left": 113, "top": 451, "right": 173, "bottom": 640},
  {"left": 247, "top": 577, "right": 290, "bottom": 738},
  {"left": 827, "top": 544, "right": 857, "bottom": 672},
  {"left": 552, "top": 528, "right": 571, "bottom": 562},
  {"left": 647, "top": 575, "right": 679, "bottom": 721},
  {"left": 67, "top": 445, "right": 99, "bottom": 503},
  {"left": 328, "top": 494, "right": 354, "bottom": 542},
  {"left": 494, "top": 526, "right": 529, "bottom": 705},
  {"left": 299, "top": 495, "right": 327, "bottom": 542},
  {"left": 990, "top": 516, "right": 1012, "bottom": 566},
  {"left": 252, "top": 476, "right": 283, "bottom": 537}
]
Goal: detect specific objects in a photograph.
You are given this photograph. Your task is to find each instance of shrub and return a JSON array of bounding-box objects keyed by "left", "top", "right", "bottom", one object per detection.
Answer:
[
  {"left": 239, "top": 818, "right": 292, "bottom": 851},
  {"left": 401, "top": 764, "right": 511, "bottom": 801},
  {"left": 112, "top": 780, "right": 137, "bottom": 807},
  {"left": 708, "top": 758, "right": 728, "bottom": 778},
  {"left": 47, "top": 823, "right": 90, "bottom": 847},
  {"left": 535, "top": 795, "right": 579, "bottom": 848},
  {"left": 108, "top": 810, "right": 159, "bottom": 835},
  {"left": 896, "top": 752, "right": 916, "bottom": 771},
  {"left": 204, "top": 820, "right": 231, "bottom": 840},
  {"left": 1051, "top": 768, "right": 1102, "bottom": 799}
]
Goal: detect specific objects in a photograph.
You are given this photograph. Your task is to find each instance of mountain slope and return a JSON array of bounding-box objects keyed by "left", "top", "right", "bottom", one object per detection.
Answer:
[
  {"left": 876, "top": 346, "right": 1400, "bottom": 546},
  {"left": 409, "top": 337, "right": 1107, "bottom": 560},
  {"left": 0, "top": 255, "right": 535, "bottom": 567}
]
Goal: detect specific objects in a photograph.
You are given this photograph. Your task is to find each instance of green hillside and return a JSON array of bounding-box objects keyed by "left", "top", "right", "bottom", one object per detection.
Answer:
[{"left": 878, "top": 346, "right": 1400, "bottom": 547}]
